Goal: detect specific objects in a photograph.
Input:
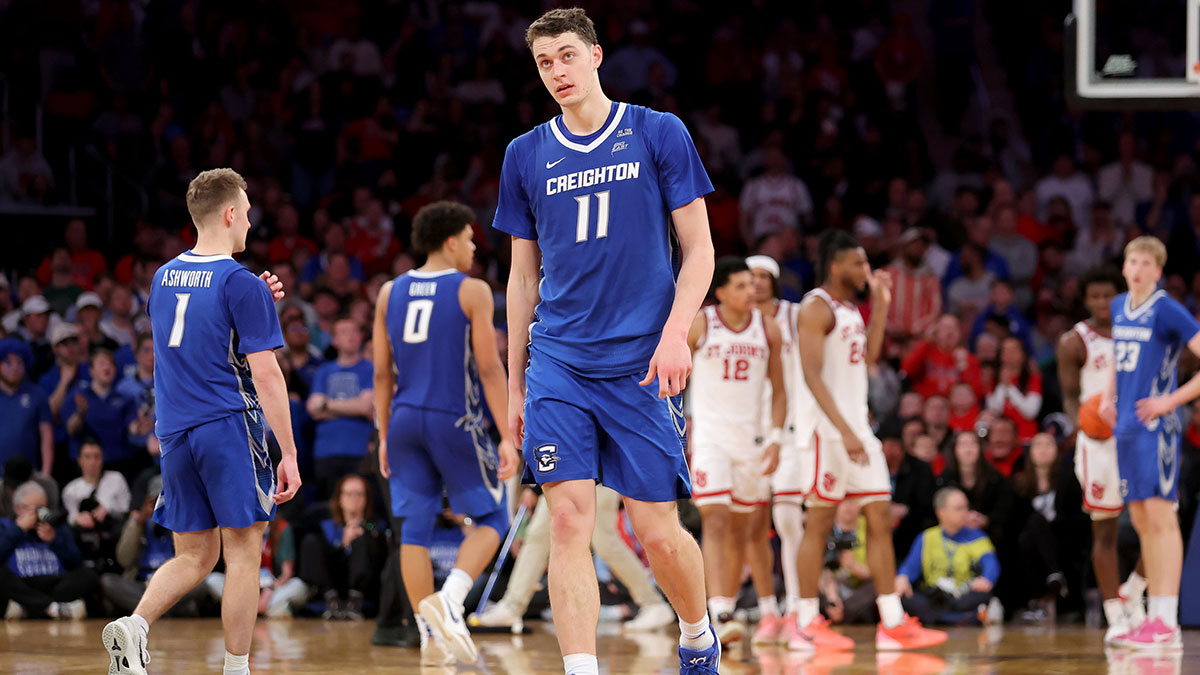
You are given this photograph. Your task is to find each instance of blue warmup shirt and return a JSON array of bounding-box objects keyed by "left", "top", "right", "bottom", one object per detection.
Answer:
[
  {"left": 1112, "top": 290, "right": 1200, "bottom": 437},
  {"left": 60, "top": 384, "right": 136, "bottom": 461},
  {"left": 311, "top": 358, "right": 374, "bottom": 459},
  {"left": 0, "top": 381, "right": 50, "bottom": 468},
  {"left": 149, "top": 252, "right": 284, "bottom": 437},
  {"left": 492, "top": 101, "right": 714, "bottom": 377}
]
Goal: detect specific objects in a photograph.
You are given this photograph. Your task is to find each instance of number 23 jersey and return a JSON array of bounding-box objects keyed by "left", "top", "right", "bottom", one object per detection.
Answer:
[
  {"left": 1111, "top": 290, "right": 1200, "bottom": 435},
  {"left": 492, "top": 101, "right": 713, "bottom": 378}
]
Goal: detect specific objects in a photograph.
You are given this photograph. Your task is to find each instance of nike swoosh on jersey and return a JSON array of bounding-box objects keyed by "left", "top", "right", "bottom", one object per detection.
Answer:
[{"left": 546, "top": 157, "right": 565, "bottom": 169}]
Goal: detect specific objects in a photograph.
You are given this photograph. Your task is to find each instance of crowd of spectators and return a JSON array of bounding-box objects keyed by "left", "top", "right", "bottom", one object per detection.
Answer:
[{"left": 2, "top": 0, "right": 1200, "bottom": 628}]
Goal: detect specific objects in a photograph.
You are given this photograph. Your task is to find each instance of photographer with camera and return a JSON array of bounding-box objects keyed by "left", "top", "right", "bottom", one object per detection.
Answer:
[
  {"left": 818, "top": 500, "right": 878, "bottom": 624},
  {"left": 62, "top": 439, "right": 130, "bottom": 570},
  {"left": 894, "top": 487, "right": 1001, "bottom": 625},
  {"left": 0, "top": 481, "right": 98, "bottom": 619}
]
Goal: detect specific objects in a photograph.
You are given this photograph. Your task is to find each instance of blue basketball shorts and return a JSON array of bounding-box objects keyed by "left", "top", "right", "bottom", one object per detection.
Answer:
[
  {"left": 154, "top": 411, "right": 276, "bottom": 532},
  {"left": 1116, "top": 425, "right": 1180, "bottom": 502},
  {"left": 387, "top": 405, "right": 508, "bottom": 521},
  {"left": 521, "top": 350, "right": 692, "bottom": 503}
]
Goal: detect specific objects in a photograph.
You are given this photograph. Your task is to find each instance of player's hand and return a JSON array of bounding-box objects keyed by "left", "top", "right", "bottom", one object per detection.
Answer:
[
  {"left": 509, "top": 389, "right": 526, "bottom": 446},
  {"left": 895, "top": 575, "right": 913, "bottom": 598},
  {"left": 497, "top": 438, "right": 519, "bottom": 481},
  {"left": 260, "top": 270, "right": 285, "bottom": 303},
  {"left": 761, "top": 442, "right": 781, "bottom": 475},
  {"left": 641, "top": 333, "right": 692, "bottom": 398},
  {"left": 378, "top": 438, "right": 390, "bottom": 479},
  {"left": 36, "top": 522, "right": 56, "bottom": 543},
  {"left": 1135, "top": 395, "right": 1173, "bottom": 424},
  {"left": 1098, "top": 397, "right": 1117, "bottom": 428},
  {"left": 867, "top": 268, "right": 893, "bottom": 306},
  {"left": 842, "top": 429, "right": 868, "bottom": 465},
  {"left": 970, "top": 577, "right": 993, "bottom": 593},
  {"left": 273, "top": 455, "right": 301, "bottom": 504}
]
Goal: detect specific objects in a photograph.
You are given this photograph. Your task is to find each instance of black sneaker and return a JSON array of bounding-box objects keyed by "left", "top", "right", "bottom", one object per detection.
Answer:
[
  {"left": 321, "top": 590, "right": 343, "bottom": 620},
  {"left": 371, "top": 623, "right": 420, "bottom": 648},
  {"left": 345, "top": 590, "right": 365, "bottom": 622}
]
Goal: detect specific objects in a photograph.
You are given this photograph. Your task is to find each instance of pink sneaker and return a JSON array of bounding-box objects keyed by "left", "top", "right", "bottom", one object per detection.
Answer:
[
  {"left": 786, "top": 615, "right": 855, "bottom": 652},
  {"left": 752, "top": 613, "right": 786, "bottom": 646},
  {"left": 1112, "top": 618, "right": 1182, "bottom": 650}
]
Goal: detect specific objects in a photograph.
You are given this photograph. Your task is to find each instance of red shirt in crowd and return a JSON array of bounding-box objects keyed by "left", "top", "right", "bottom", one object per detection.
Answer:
[
  {"left": 269, "top": 234, "right": 319, "bottom": 266},
  {"left": 990, "top": 370, "right": 1042, "bottom": 442},
  {"left": 949, "top": 404, "right": 980, "bottom": 434},
  {"left": 986, "top": 445, "right": 1024, "bottom": 478},
  {"left": 900, "top": 340, "right": 985, "bottom": 399},
  {"left": 37, "top": 249, "right": 108, "bottom": 290}
]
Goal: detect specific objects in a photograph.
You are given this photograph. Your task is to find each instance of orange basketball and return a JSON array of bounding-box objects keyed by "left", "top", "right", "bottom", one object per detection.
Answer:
[{"left": 1079, "top": 393, "right": 1113, "bottom": 440}]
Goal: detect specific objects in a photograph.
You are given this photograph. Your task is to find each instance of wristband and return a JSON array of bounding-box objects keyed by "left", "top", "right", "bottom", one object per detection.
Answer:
[{"left": 767, "top": 427, "right": 785, "bottom": 445}]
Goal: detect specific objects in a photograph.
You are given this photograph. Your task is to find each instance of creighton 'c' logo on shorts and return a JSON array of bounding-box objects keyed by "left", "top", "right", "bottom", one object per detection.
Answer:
[{"left": 536, "top": 444, "right": 559, "bottom": 473}]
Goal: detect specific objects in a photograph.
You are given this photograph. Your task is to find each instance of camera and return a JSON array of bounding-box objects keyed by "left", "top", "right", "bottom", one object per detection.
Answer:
[{"left": 36, "top": 507, "right": 67, "bottom": 528}]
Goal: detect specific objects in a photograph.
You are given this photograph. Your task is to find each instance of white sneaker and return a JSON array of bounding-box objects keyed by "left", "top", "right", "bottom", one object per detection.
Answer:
[
  {"left": 102, "top": 616, "right": 150, "bottom": 675},
  {"left": 626, "top": 602, "right": 675, "bottom": 632},
  {"left": 5, "top": 600, "right": 25, "bottom": 621},
  {"left": 419, "top": 592, "right": 478, "bottom": 664},
  {"left": 1105, "top": 621, "right": 1133, "bottom": 644},
  {"left": 470, "top": 601, "right": 521, "bottom": 628},
  {"left": 51, "top": 599, "right": 87, "bottom": 620}
]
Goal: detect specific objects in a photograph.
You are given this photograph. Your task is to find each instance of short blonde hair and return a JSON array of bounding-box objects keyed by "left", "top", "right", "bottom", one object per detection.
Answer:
[
  {"left": 1124, "top": 235, "right": 1167, "bottom": 269},
  {"left": 186, "top": 168, "right": 247, "bottom": 225}
]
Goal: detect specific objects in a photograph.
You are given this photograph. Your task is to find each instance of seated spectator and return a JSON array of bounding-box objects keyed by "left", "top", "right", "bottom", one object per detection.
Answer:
[
  {"left": 989, "top": 205, "right": 1038, "bottom": 309},
  {"left": 40, "top": 321, "right": 89, "bottom": 428},
  {"left": 101, "top": 476, "right": 206, "bottom": 616},
  {"left": 939, "top": 432, "right": 1015, "bottom": 546},
  {"left": 205, "top": 517, "right": 308, "bottom": 618},
  {"left": 300, "top": 223, "right": 365, "bottom": 290},
  {"left": 948, "top": 382, "right": 980, "bottom": 434},
  {"left": 300, "top": 475, "right": 386, "bottom": 621},
  {"left": 0, "top": 339, "right": 53, "bottom": 475},
  {"left": 910, "top": 434, "right": 943, "bottom": 474},
  {"left": 73, "top": 292, "right": 119, "bottom": 353},
  {"left": 306, "top": 317, "right": 374, "bottom": 499},
  {"left": 819, "top": 500, "right": 874, "bottom": 624},
  {"left": 315, "top": 252, "right": 362, "bottom": 302},
  {"left": 969, "top": 279, "right": 1033, "bottom": 352},
  {"left": 61, "top": 439, "right": 130, "bottom": 550},
  {"left": 984, "top": 417, "right": 1025, "bottom": 478},
  {"left": 884, "top": 434, "right": 936, "bottom": 559},
  {"left": 895, "top": 487, "right": 1000, "bottom": 625},
  {"left": 900, "top": 314, "right": 983, "bottom": 399},
  {"left": 346, "top": 200, "right": 403, "bottom": 277},
  {"left": 0, "top": 481, "right": 98, "bottom": 619},
  {"left": 1010, "top": 433, "right": 1087, "bottom": 622},
  {"left": 984, "top": 337, "right": 1042, "bottom": 442},
  {"left": 62, "top": 349, "right": 143, "bottom": 480}
]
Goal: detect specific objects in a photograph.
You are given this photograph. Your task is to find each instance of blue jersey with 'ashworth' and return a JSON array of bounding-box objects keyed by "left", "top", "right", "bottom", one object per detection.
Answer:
[
  {"left": 492, "top": 101, "right": 713, "bottom": 377},
  {"left": 1111, "top": 290, "right": 1200, "bottom": 436},
  {"left": 149, "top": 252, "right": 284, "bottom": 437}
]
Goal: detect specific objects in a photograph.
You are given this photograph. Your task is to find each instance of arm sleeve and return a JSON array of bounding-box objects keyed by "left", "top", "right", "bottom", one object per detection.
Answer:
[
  {"left": 226, "top": 270, "right": 285, "bottom": 355},
  {"left": 648, "top": 112, "right": 714, "bottom": 211},
  {"left": 897, "top": 531, "right": 924, "bottom": 581},
  {"left": 492, "top": 138, "right": 537, "bottom": 240},
  {"left": 979, "top": 549, "right": 1001, "bottom": 584}
]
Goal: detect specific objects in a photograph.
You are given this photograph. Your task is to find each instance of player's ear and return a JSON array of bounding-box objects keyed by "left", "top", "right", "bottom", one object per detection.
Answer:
[{"left": 592, "top": 43, "right": 603, "bottom": 69}]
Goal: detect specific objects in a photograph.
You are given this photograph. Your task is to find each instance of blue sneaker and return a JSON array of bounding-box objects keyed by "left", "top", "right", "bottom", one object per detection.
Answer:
[{"left": 679, "top": 625, "right": 721, "bottom": 674}]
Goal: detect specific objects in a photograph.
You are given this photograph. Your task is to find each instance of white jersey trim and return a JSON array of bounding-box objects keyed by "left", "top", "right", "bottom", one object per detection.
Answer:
[
  {"left": 178, "top": 252, "right": 234, "bottom": 263},
  {"left": 1124, "top": 289, "right": 1166, "bottom": 321},
  {"left": 407, "top": 268, "right": 459, "bottom": 279},
  {"left": 550, "top": 102, "right": 628, "bottom": 153}
]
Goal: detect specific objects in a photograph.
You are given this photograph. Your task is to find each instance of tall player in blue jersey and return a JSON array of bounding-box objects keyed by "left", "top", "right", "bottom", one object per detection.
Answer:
[
  {"left": 1100, "top": 236, "right": 1200, "bottom": 649},
  {"left": 493, "top": 9, "right": 718, "bottom": 675},
  {"left": 102, "top": 168, "right": 300, "bottom": 675},
  {"left": 373, "top": 201, "right": 518, "bottom": 667}
]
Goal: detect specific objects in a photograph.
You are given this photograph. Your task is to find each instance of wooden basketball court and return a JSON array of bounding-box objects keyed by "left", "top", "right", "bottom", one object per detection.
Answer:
[{"left": 3, "top": 618, "right": 1195, "bottom": 673}]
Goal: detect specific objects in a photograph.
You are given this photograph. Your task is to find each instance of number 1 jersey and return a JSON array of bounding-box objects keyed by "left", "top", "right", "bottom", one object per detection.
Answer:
[
  {"left": 492, "top": 101, "right": 713, "bottom": 377},
  {"left": 1111, "top": 290, "right": 1200, "bottom": 436},
  {"left": 149, "top": 252, "right": 283, "bottom": 437}
]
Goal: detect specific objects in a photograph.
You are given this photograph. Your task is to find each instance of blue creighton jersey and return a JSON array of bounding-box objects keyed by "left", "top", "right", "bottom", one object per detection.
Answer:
[
  {"left": 493, "top": 101, "right": 713, "bottom": 377},
  {"left": 386, "top": 269, "right": 483, "bottom": 418},
  {"left": 1111, "top": 290, "right": 1200, "bottom": 436},
  {"left": 149, "top": 252, "right": 284, "bottom": 437}
]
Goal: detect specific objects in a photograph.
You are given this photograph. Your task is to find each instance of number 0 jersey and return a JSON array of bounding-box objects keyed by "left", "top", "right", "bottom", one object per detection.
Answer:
[
  {"left": 1111, "top": 290, "right": 1200, "bottom": 435},
  {"left": 149, "top": 252, "right": 283, "bottom": 437},
  {"left": 492, "top": 101, "right": 714, "bottom": 377},
  {"left": 385, "top": 269, "right": 484, "bottom": 420}
]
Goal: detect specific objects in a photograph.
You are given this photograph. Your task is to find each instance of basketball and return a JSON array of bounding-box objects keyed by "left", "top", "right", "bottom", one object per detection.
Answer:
[{"left": 1079, "top": 393, "right": 1113, "bottom": 440}]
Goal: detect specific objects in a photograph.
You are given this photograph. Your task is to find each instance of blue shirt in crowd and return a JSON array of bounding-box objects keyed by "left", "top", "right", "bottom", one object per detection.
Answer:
[
  {"left": 311, "top": 358, "right": 374, "bottom": 459},
  {"left": 0, "top": 382, "right": 50, "bottom": 470}
]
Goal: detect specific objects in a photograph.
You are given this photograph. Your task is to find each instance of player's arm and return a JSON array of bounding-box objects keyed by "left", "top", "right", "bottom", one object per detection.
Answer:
[
  {"left": 797, "top": 297, "right": 866, "bottom": 462},
  {"left": 506, "top": 237, "right": 541, "bottom": 443},
  {"left": 1137, "top": 331, "right": 1200, "bottom": 422},
  {"left": 686, "top": 311, "right": 706, "bottom": 353},
  {"left": 1056, "top": 331, "right": 1085, "bottom": 424},
  {"left": 246, "top": 350, "right": 300, "bottom": 502},
  {"left": 461, "top": 277, "right": 518, "bottom": 481},
  {"left": 642, "top": 197, "right": 715, "bottom": 397},
  {"left": 865, "top": 269, "right": 893, "bottom": 366},
  {"left": 762, "top": 314, "right": 785, "bottom": 475},
  {"left": 372, "top": 281, "right": 395, "bottom": 478}
]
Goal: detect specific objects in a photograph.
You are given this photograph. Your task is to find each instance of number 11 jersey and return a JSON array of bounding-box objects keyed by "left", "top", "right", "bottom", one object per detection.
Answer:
[{"left": 492, "top": 101, "right": 713, "bottom": 378}]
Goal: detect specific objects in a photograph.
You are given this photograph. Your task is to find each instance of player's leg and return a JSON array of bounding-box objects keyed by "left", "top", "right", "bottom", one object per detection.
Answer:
[
  {"left": 545, "top": 478, "right": 601, "bottom": 655},
  {"left": 772, "top": 500, "right": 804, "bottom": 615},
  {"left": 1141, "top": 497, "right": 1183, "bottom": 612},
  {"left": 218, "top": 522, "right": 269, "bottom": 662},
  {"left": 745, "top": 503, "right": 785, "bottom": 645},
  {"left": 134, "top": 529, "right": 221, "bottom": 622},
  {"left": 699, "top": 502, "right": 740, "bottom": 644},
  {"left": 1076, "top": 433, "right": 1131, "bottom": 636},
  {"left": 589, "top": 485, "right": 672, "bottom": 630},
  {"left": 621, "top": 496, "right": 710, "bottom": 635}
]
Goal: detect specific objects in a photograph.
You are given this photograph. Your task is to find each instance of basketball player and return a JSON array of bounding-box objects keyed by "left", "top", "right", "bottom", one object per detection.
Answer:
[
  {"left": 789, "top": 230, "right": 946, "bottom": 652},
  {"left": 374, "top": 201, "right": 518, "bottom": 666},
  {"left": 1056, "top": 266, "right": 1148, "bottom": 642},
  {"left": 103, "top": 168, "right": 300, "bottom": 675},
  {"left": 688, "top": 257, "right": 785, "bottom": 647},
  {"left": 746, "top": 254, "right": 814, "bottom": 645},
  {"left": 494, "top": 9, "right": 718, "bottom": 675},
  {"left": 1099, "top": 236, "right": 1200, "bottom": 649}
]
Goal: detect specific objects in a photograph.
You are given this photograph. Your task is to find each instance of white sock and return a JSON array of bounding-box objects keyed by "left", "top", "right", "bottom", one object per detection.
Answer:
[
  {"left": 786, "top": 595, "right": 802, "bottom": 616},
  {"left": 678, "top": 613, "right": 715, "bottom": 651},
  {"left": 707, "top": 596, "right": 735, "bottom": 619},
  {"left": 877, "top": 593, "right": 905, "bottom": 629},
  {"left": 563, "top": 652, "right": 599, "bottom": 675},
  {"left": 442, "top": 568, "right": 474, "bottom": 613},
  {"left": 1103, "top": 598, "right": 1127, "bottom": 627},
  {"left": 1124, "top": 571, "right": 1147, "bottom": 597},
  {"left": 797, "top": 597, "right": 820, "bottom": 628},
  {"left": 223, "top": 650, "right": 249, "bottom": 675},
  {"left": 758, "top": 595, "right": 780, "bottom": 618},
  {"left": 131, "top": 613, "right": 150, "bottom": 638},
  {"left": 1149, "top": 595, "right": 1179, "bottom": 629}
]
